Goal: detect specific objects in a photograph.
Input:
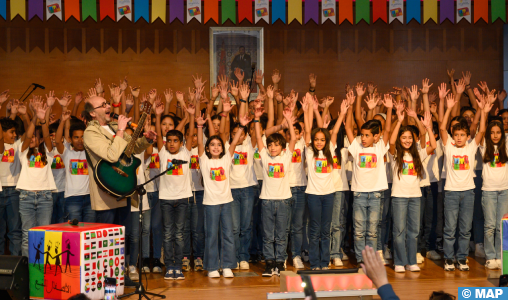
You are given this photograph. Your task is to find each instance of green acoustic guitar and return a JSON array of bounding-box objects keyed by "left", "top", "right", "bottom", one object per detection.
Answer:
[{"left": 94, "top": 101, "right": 152, "bottom": 198}]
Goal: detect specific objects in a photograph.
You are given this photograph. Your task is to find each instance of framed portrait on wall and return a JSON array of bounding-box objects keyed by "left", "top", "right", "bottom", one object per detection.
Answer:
[{"left": 209, "top": 27, "right": 264, "bottom": 103}]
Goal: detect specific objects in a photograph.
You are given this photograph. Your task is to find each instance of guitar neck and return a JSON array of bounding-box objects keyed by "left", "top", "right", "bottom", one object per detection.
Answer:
[{"left": 124, "top": 112, "right": 148, "bottom": 157}]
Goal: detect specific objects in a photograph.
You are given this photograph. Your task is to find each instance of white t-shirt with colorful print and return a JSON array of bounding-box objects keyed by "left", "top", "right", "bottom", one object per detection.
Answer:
[
  {"left": 348, "top": 138, "right": 389, "bottom": 192},
  {"left": 305, "top": 143, "right": 336, "bottom": 195}
]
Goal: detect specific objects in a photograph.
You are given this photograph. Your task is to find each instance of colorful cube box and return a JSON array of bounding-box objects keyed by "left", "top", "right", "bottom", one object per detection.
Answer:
[
  {"left": 502, "top": 215, "right": 508, "bottom": 274},
  {"left": 29, "top": 223, "right": 125, "bottom": 300}
]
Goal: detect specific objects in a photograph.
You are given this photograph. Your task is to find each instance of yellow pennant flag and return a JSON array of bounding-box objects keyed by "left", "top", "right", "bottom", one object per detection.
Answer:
[
  {"left": 151, "top": 0, "right": 166, "bottom": 23},
  {"left": 423, "top": 0, "right": 438, "bottom": 23},
  {"left": 10, "top": 0, "right": 26, "bottom": 20},
  {"left": 288, "top": 0, "right": 302, "bottom": 24}
]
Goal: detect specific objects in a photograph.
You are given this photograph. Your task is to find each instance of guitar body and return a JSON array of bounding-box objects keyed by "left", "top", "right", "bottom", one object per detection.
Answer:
[{"left": 94, "top": 154, "right": 141, "bottom": 197}]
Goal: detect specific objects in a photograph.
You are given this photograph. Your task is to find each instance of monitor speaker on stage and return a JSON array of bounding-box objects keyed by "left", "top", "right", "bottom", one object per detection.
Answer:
[{"left": 0, "top": 255, "right": 29, "bottom": 300}]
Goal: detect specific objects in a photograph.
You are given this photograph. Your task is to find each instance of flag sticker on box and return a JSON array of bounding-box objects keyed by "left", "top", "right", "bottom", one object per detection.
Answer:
[
  {"left": 323, "top": 8, "right": 335, "bottom": 17},
  {"left": 458, "top": 7, "right": 469, "bottom": 16},
  {"left": 188, "top": 6, "right": 201, "bottom": 16},
  {"left": 256, "top": 8, "right": 268, "bottom": 17},
  {"left": 390, "top": 8, "right": 402, "bottom": 17},
  {"left": 47, "top": 3, "right": 61, "bottom": 13},
  {"left": 118, "top": 5, "right": 131, "bottom": 15}
]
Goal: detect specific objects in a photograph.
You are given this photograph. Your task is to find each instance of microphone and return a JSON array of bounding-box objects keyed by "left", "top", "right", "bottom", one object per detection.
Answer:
[
  {"left": 251, "top": 62, "right": 256, "bottom": 70},
  {"left": 168, "top": 159, "right": 188, "bottom": 170},
  {"left": 110, "top": 112, "right": 138, "bottom": 128},
  {"left": 32, "top": 83, "right": 45, "bottom": 90},
  {"left": 68, "top": 219, "right": 79, "bottom": 226}
]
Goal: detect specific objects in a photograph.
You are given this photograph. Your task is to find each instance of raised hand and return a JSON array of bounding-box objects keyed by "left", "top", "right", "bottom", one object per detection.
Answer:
[
  {"left": 17, "top": 103, "right": 27, "bottom": 115},
  {"left": 46, "top": 91, "right": 56, "bottom": 107},
  {"left": 10, "top": 99, "right": 19, "bottom": 115},
  {"left": 445, "top": 94, "right": 457, "bottom": 109},
  {"left": 0, "top": 89, "right": 10, "bottom": 105},
  {"left": 487, "top": 89, "right": 498, "bottom": 105},
  {"left": 447, "top": 69, "right": 455, "bottom": 79},
  {"left": 117, "top": 115, "right": 132, "bottom": 131},
  {"left": 219, "top": 85, "right": 229, "bottom": 100},
  {"left": 455, "top": 78, "right": 466, "bottom": 94},
  {"left": 274, "top": 90, "right": 283, "bottom": 103},
  {"left": 364, "top": 94, "right": 379, "bottom": 110},
  {"left": 356, "top": 82, "right": 366, "bottom": 97},
  {"left": 462, "top": 71, "right": 471, "bottom": 86},
  {"left": 340, "top": 100, "right": 350, "bottom": 116},
  {"left": 397, "top": 109, "right": 405, "bottom": 123},
  {"left": 95, "top": 78, "right": 104, "bottom": 94},
  {"left": 499, "top": 89, "right": 507, "bottom": 102},
  {"left": 119, "top": 76, "right": 128, "bottom": 91},
  {"left": 255, "top": 70, "right": 264, "bottom": 84},
  {"left": 438, "top": 82, "right": 450, "bottom": 99},
  {"left": 192, "top": 73, "right": 207, "bottom": 90},
  {"left": 367, "top": 82, "right": 377, "bottom": 95},
  {"left": 266, "top": 85, "right": 274, "bottom": 99},
  {"left": 395, "top": 98, "right": 405, "bottom": 113},
  {"left": 74, "top": 91, "right": 83, "bottom": 104},
  {"left": 420, "top": 78, "right": 433, "bottom": 94},
  {"left": 195, "top": 112, "right": 208, "bottom": 126},
  {"left": 346, "top": 90, "right": 355, "bottom": 105},
  {"left": 175, "top": 91, "right": 185, "bottom": 104},
  {"left": 211, "top": 84, "right": 219, "bottom": 99},
  {"left": 254, "top": 106, "right": 264, "bottom": 119},
  {"left": 405, "top": 107, "right": 417, "bottom": 119},
  {"left": 155, "top": 101, "right": 164, "bottom": 115},
  {"left": 61, "top": 110, "right": 72, "bottom": 122},
  {"left": 428, "top": 92, "right": 437, "bottom": 104},
  {"left": 188, "top": 87, "right": 196, "bottom": 103},
  {"left": 309, "top": 73, "right": 317, "bottom": 89},
  {"left": 163, "top": 88, "right": 173, "bottom": 103},
  {"left": 234, "top": 68, "right": 245, "bottom": 82},
  {"left": 35, "top": 102, "right": 48, "bottom": 120},
  {"left": 382, "top": 94, "right": 394, "bottom": 108},
  {"left": 272, "top": 69, "right": 281, "bottom": 84},
  {"left": 478, "top": 81, "right": 489, "bottom": 94},
  {"left": 185, "top": 103, "right": 196, "bottom": 115},
  {"left": 126, "top": 94, "right": 134, "bottom": 112},
  {"left": 218, "top": 75, "right": 229, "bottom": 90},
  {"left": 130, "top": 86, "right": 140, "bottom": 98},
  {"left": 112, "top": 87, "right": 123, "bottom": 104},
  {"left": 410, "top": 85, "right": 420, "bottom": 102},
  {"left": 230, "top": 81, "right": 239, "bottom": 97},
  {"left": 148, "top": 89, "right": 157, "bottom": 103},
  {"left": 345, "top": 83, "right": 353, "bottom": 94},
  {"left": 88, "top": 88, "right": 97, "bottom": 99},
  {"left": 239, "top": 83, "right": 250, "bottom": 100},
  {"left": 222, "top": 100, "right": 234, "bottom": 113},
  {"left": 422, "top": 111, "right": 432, "bottom": 129},
  {"left": 240, "top": 114, "right": 252, "bottom": 126},
  {"left": 283, "top": 106, "right": 293, "bottom": 121}
]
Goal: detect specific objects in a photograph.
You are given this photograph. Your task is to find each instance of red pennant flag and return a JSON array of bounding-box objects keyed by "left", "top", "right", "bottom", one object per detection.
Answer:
[
  {"left": 238, "top": 0, "right": 252, "bottom": 23},
  {"left": 372, "top": 0, "right": 387, "bottom": 23}
]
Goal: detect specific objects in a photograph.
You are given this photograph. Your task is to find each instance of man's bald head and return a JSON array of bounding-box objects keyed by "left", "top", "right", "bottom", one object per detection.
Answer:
[{"left": 82, "top": 96, "right": 111, "bottom": 125}]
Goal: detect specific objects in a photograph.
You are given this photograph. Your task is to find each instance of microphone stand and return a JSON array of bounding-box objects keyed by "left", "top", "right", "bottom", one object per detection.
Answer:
[
  {"left": 117, "top": 163, "right": 184, "bottom": 300},
  {"left": 19, "top": 84, "right": 40, "bottom": 103}
]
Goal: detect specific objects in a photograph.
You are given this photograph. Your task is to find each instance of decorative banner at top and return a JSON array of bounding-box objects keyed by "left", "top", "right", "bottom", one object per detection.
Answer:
[
  {"left": 338, "top": 0, "right": 353, "bottom": 24},
  {"left": 238, "top": 0, "right": 252, "bottom": 23},
  {"left": 170, "top": 0, "right": 184, "bottom": 23},
  {"left": 474, "top": 0, "right": 488, "bottom": 23},
  {"left": 46, "top": 0, "right": 62, "bottom": 20},
  {"left": 187, "top": 0, "right": 202, "bottom": 23},
  {"left": 65, "top": 0, "right": 80, "bottom": 21},
  {"left": 321, "top": 0, "right": 335, "bottom": 24},
  {"left": 423, "top": 0, "right": 437, "bottom": 23},
  {"left": 406, "top": 0, "right": 421, "bottom": 23},
  {"left": 254, "top": 0, "right": 269, "bottom": 23},
  {"left": 0, "top": 0, "right": 6, "bottom": 20},
  {"left": 305, "top": 0, "right": 318, "bottom": 24},
  {"left": 356, "top": 0, "right": 370, "bottom": 24},
  {"left": 151, "top": 0, "right": 166, "bottom": 23},
  {"left": 204, "top": 0, "right": 219, "bottom": 23},
  {"left": 134, "top": 0, "right": 148, "bottom": 22},
  {"left": 82, "top": 0, "right": 97, "bottom": 21},
  {"left": 272, "top": 0, "right": 286, "bottom": 23},
  {"left": 288, "top": 0, "right": 302, "bottom": 24},
  {"left": 492, "top": 0, "right": 506, "bottom": 22},
  {"left": 372, "top": 0, "right": 387, "bottom": 23},
  {"left": 457, "top": 0, "right": 471, "bottom": 23},
  {"left": 117, "top": 0, "right": 132, "bottom": 21},
  {"left": 440, "top": 0, "right": 454, "bottom": 23},
  {"left": 389, "top": 0, "right": 403, "bottom": 23},
  {"left": 10, "top": 0, "right": 26, "bottom": 20},
  {"left": 100, "top": 0, "right": 115, "bottom": 20},
  {"left": 28, "top": 0, "right": 43, "bottom": 20},
  {"left": 222, "top": 0, "right": 236, "bottom": 23}
]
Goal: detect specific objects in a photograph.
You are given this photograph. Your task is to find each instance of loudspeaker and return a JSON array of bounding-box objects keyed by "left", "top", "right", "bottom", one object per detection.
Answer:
[{"left": 0, "top": 256, "right": 29, "bottom": 300}]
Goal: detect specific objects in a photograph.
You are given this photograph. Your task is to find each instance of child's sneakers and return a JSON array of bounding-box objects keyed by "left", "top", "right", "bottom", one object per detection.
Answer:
[
  {"left": 486, "top": 259, "right": 499, "bottom": 270},
  {"left": 223, "top": 268, "right": 234, "bottom": 278},
  {"left": 263, "top": 261, "right": 275, "bottom": 277},
  {"left": 164, "top": 268, "right": 174, "bottom": 280},
  {"left": 457, "top": 259, "right": 469, "bottom": 271},
  {"left": 394, "top": 265, "right": 405, "bottom": 273},
  {"left": 182, "top": 257, "right": 190, "bottom": 272},
  {"left": 341, "top": 249, "right": 349, "bottom": 261},
  {"left": 444, "top": 259, "right": 455, "bottom": 271},
  {"left": 208, "top": 270, "right": 220, "bottom": 278},
  {"left": 426, "top": 250, "right": 441, "bottom": 260},
  {"left": 275, "top": 262, "right": 285, "bottom": 276},
  {"left": 293, "top": 256, "right": 305, "bottom": 269},
  {"left": 174, "top": 269, "right": 185, "bottom": 280},
  {"left": 128, "top": 265, "right": 139, "bottom": 281},
  {"left": 416, "top": 253, "right": 425, "bottom": 264},
  {"left": 301, "top": 250, "right": 310, "bottom": 262},
  {"left": 153, "top": 258, "right": 164, "bottom": 273},
  {"left": 497, "top": 259, "right": 503, "bottom": 269},
  {"left": 475, "top": 243, "right": 486, "bottom": 258},
  {"left": 194, "top": 258, "right": 204, "bottom": 271},
  {"left": 377, "top": 250, "right": 388, "bottom": 265},
  {"left": 383, "top": 246, "right": 392, "bottom": 260},
  {"left": 142, "top": 258, "right": 150, "bottom": 273},
  {"left": 405, "top": 264, "right": 420, "bottom": 272},
  {"left": 333, "top": 258, "right": 343, "bottom": 267},
  {"left": 240, "top": 261, "right": 250, "bottom": 270}
]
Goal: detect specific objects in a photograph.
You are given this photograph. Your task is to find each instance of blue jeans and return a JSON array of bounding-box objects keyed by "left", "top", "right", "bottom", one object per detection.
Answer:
[
  {"left": 443, "top": 190, "right": 475, "bottom": 260},
  {"left": 482, "top": 190, "right": 508, "bottom": 260},
  {"left": 0, "top": 187, "right": 22, "bottom": 255},
  {"left": 203, "top": 203, "right": 236, "bottom": 271},
  {"left": 307, "top": 193, "right": 334, "bottom": 268},
  {"left": 392, "top": 197, "right": 420, "bottom": 266},
  {"left": 129, "top": 210, "right": 151, "bottom": 265},
  {"left": 51, "top": 191, "right": 65, "bottom": 224},
  {"left": 183, "top": 191, "right": 205, "bottom": 258},
  {"left": 160, "top": 198, "right": 188, "bottom": 269},
  {"left": 19, "top": 190, "right": 53, "bottom": 257},
  {"left": 421, "top": 183, "right": 439, "bottom": 251},
  {"left": 65, "top": 195, "right": 96, "bottom": 223},
  {"left": 262, "top": 199, "right": 291, "bottom": 262},
  {"left": 231, "top": 186, "right": 256, "bottom": 263},
  {"left": 250, "top": 181, "right": 263, "bottom": 257},
  {"left": 147, "top": 192, "right": 162, "bottom": 259},
  {"left": 377, "top": 185, "right": 392, "bottom": 251},
  {"left": 290, "top": 186, "right": 307, "bottom": 257},
  {"left": 331, "top": 191, "right": 347, "bottom": 259},
  {"left": 473, "top": 170, "right": 484, "bottom": 244},
  {"left": 353, "top": 192, "right": 382, "bottom": 262},
  {"left": 95, "top": 197, "right": 133, "bottom": 257}
]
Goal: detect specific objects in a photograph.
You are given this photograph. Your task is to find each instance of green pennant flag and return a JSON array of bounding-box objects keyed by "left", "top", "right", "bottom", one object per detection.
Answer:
[
  {"left": 355, "top": 0, "right": 370, "bottom": 24},
  {"left": 221, "top": 0, "right": 236, "bottom": 24},
  {"left": 82, "top": 0, "right": 97, "bottom": 21},
  {"left": 491, "top": 0, "right": 506, "bottom": 22}
]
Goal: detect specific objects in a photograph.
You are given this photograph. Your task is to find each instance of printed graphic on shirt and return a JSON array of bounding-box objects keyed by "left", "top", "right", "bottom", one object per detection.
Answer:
[
  {"left": 402, "top": 160, "right": 417, "bottom": 176},
  {"left": 426, "top": 141, "right": 435, "bottom": 155},
  {"left": 190, "top": 155, "right": 200, "bottom": 169},
  {"left": 149, "top": 153, "right": 160, "bottom": 169},
  {"left": 452, "top": 155, "right": 470, "bottom": 170},
  {"left": 292, "top": 149, "right": 302, "bottom": 163},
  {"left": 51, "top": 155, "right": 65, "bottom": 169},
  {"left": 166, "top": 159, "right": 183, "bottom": 175},
  {"left": 268, "top": 163, "right": 285, "bottom": 178},
  {"left": 359, "top": 153, "right": 377, "bottom": 168},
  {"left": 315, "top": 158, "right": 332, "bottom": 173},
  {"left": 489, "top": 152, "right": 505, "bottom": 168},
  {"left": 2, "top": 148, "right": 15, "bottom": 163},
  {"left": 70, "top": 159, "right": 89, "bottom": 175},
  {"left": 28, "top": 153, "right": 46, "bottom": 168},
  {"left": 333, "top": 156, "right": 341, "bottom": 169},
  {"left": 210, "top": 167, "right": 226, "bottom": 181},
  {"left": 254, "top": 148, "right": 260, "bottom": 160},
  {"left": 233, "top": 151, "right": 248, "bottom": 165}
]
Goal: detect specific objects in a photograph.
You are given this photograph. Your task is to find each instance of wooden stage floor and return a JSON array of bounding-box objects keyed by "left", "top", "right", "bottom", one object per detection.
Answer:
[{"left": 121, "top": 254, "right": 500, "bottom": 300}]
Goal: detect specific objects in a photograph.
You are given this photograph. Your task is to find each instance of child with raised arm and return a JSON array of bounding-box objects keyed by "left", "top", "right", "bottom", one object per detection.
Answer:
[
  {"left": 389, "top": 109, "right": 436, "bottom": 273},
  {"left": 196, "top": 111, "right": 248, "bottom": 278},
  {"left": 439, "top": 93, "right": 489, "bottom": 271},
  {"left": 345, "top": 94, "right": 393, "bottom": 264},
  {"left": 155, "top": 101, "right": 195, "bottom": 280}
]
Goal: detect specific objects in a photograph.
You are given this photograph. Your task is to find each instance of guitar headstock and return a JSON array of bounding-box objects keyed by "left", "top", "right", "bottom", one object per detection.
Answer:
[{"left": 140, "top": 101, "right": 153, "bottom": 115}]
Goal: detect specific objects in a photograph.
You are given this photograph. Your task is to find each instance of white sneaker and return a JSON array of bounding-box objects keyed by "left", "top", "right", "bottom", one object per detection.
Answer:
[
  {"left": 128, "top": 265, "right": 139, "bottom": 281},
  {"left": 333, "top": 258, "right": 343, "bottom": 267},
  {"left": 341, "top": 249, "right": 349, "bottom": 261},
  {"left": 293, "top": 256, "right": 305, "bottom": 269},
  {"left": 486, "top": 259, "right": 499, "bottom": 270},
  {"left": 383, "top": 246, "right": 392, "bottom": 260},
  {"left": 475, "top": 243, "right": 486, "bottom": 258},
  {"left": 377, "top": 250, "right": 388, "bottom": 265},
  {"left": 444, "top": 259, "right": 455, "bottom": 271},
  {"left": 417, "top": 253, "right": 425, "bottom": 264},
  {"left": 208, "top": 270, "right": 220, "bottom": 278},
  {"left": 222, "top": 268, "right": 234, "bottom": 278},
  {"left": 426, "top": 250, "right": 441, "bottom": 260},
  {"left": 394, "top": 265, "right": 405, "bottom": 273},
  {"left": 239, "top": 261, "right": 249, "bottom": 270},
  {"left": 496, "top": 259, "right": 503, "bottom": 269},
  {"left": 405, "top": 264, "right": 420, "bottom": 272}
]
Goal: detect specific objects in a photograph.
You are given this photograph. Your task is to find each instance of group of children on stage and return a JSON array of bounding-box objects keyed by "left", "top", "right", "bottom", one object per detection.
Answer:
[{"left": 1, "top": 68, "right": 507, "bottom": 282}]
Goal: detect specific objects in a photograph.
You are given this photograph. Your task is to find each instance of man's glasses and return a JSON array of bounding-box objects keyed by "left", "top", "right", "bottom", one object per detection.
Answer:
[{"left": 94, "top": 102, "right": 108, "bottom": 109}]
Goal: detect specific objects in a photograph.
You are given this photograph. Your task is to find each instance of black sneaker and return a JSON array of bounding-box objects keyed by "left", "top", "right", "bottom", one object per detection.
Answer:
[
  {"left": 249, "top": 254, "right": 259, "bottom": 263},
  {"left": 444, "top": 259, "right": 455, "bottom": 271},
  {"left": 457, "top": 259, "right": 469, "bottom": 271},
  {"left": 275, "top": 262, "right": 285, "bottom": 276},
  {"left": 153, "top": 258, "right": 164, "bottom": 273},
  {"left": 262, "top": 260, "right": 274, "bottom": 277}
]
